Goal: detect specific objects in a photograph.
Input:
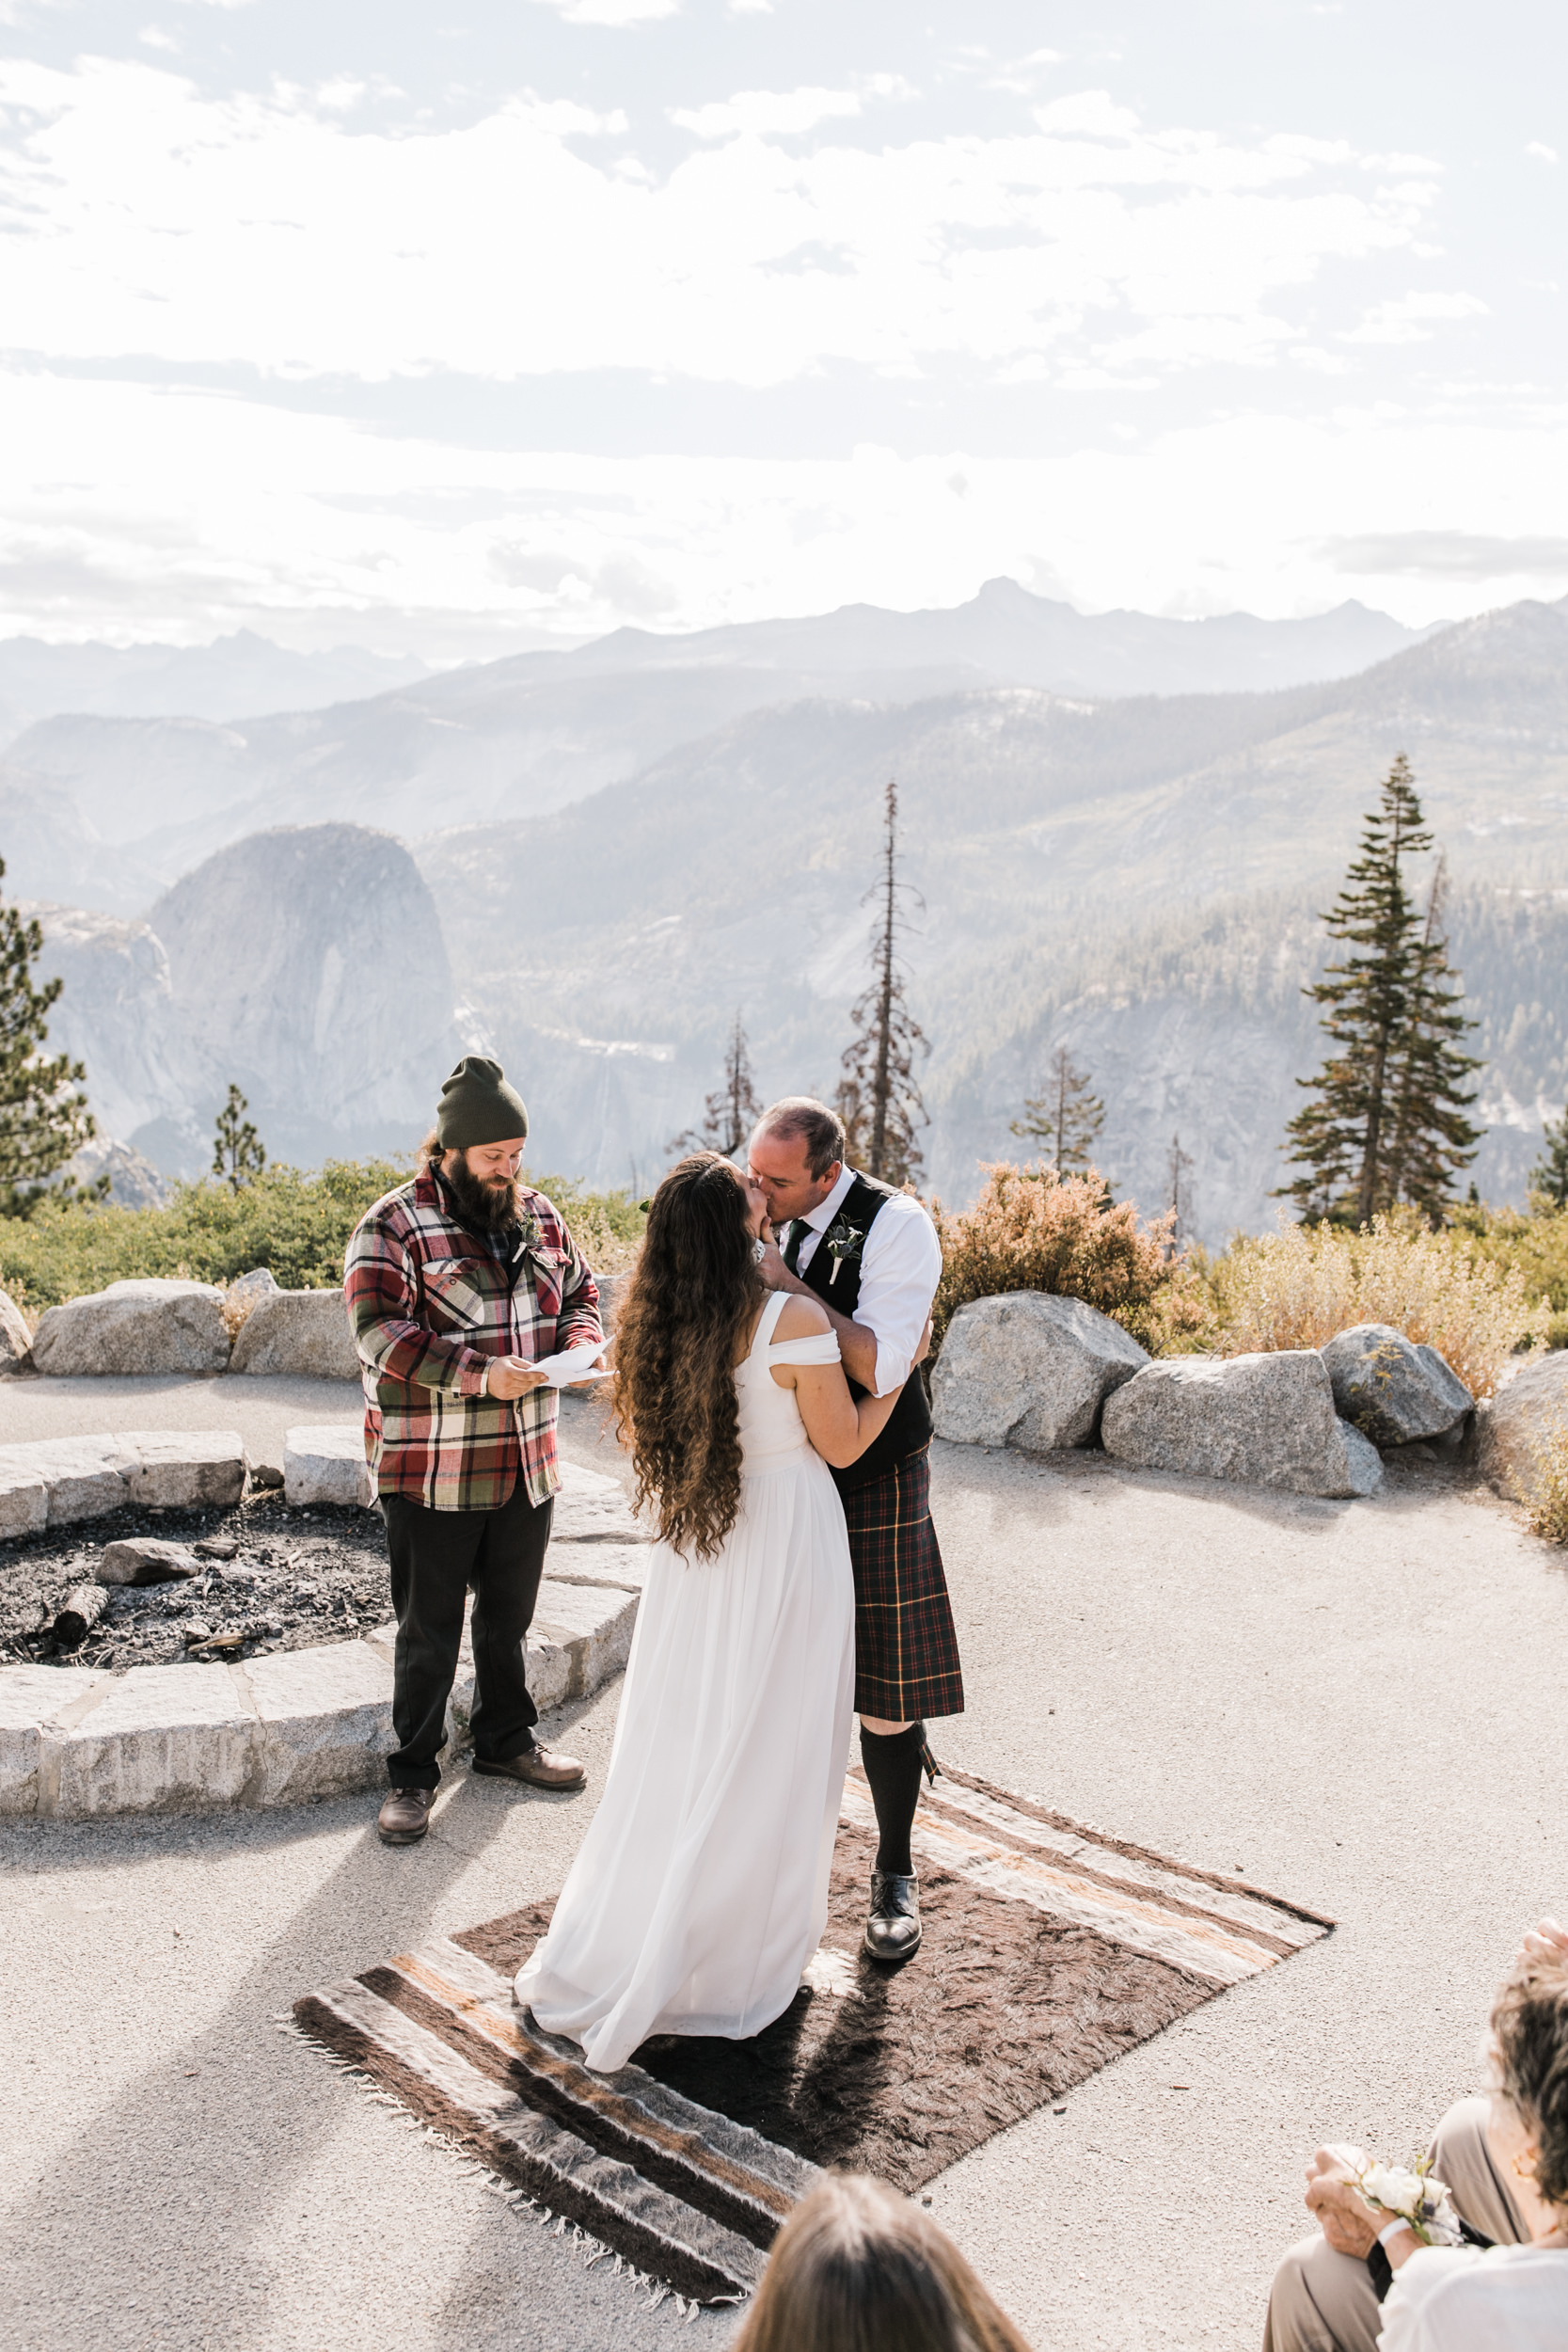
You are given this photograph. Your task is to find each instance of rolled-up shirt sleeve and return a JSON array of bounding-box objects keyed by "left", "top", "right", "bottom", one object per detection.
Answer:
[{"left": 854, "top": 1200, "right": 943, "bottom": 1396}]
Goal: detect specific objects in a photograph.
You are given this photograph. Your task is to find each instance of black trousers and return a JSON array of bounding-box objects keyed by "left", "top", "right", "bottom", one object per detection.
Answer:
[{"left": 382, "top": 1481, "right": 554, "bottom": 1789}]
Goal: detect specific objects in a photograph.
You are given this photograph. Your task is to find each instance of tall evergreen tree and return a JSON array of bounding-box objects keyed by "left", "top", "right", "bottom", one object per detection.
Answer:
[
  {"left": 671, "top": 1009, "right": 762, "bottom": 1160},
  {"left": 834, "top": 779, "right": 927, "bottom": 1186},
  {"left": 0, "top": 856, "right": 98, "bottom": 1216},
  {"left": 1277, "top": 756, "right": 1482, "bottom": 1224},
  {"left": 213, "top": 1083, "right": 266, "bottom": 1192},
  {"left": 1011, "top": 1044, "right": 1105, "bottom": 1175},
  {"left": 1530, "top": 1103, "right": 1568, "bottom": 1209},
  {"left": 1381, "top": 853, "right": 1483, "bottom": 1217}
]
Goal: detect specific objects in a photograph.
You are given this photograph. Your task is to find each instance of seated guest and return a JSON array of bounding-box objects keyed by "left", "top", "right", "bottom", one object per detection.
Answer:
[
  {"left": 1264, "top": 1919, "right": 1568, "bottom": 2350},
  {"left": 730, "top": 2171, "right": 1034, "bottom": 2352}
]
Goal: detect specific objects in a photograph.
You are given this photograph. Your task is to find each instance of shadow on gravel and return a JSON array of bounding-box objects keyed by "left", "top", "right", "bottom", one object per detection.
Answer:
[
  {"left": 931, "top": 1434, "right": 1498, "bottom": 1535},
  {"left": 0, "top": 1742, "right": 586, "bottom": 2351}
]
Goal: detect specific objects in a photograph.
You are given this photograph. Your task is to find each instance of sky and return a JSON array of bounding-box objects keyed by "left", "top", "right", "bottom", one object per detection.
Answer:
[{"left": 0, "top": 0, "right": 1564, "bottom": 655}]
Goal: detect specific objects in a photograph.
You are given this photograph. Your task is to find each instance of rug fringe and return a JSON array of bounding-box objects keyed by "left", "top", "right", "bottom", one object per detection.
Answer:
[{"left": 278, "top": 2010, "right": 740, "bottom": 2315}]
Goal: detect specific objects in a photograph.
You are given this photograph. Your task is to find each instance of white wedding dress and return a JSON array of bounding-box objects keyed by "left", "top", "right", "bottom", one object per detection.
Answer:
[{"left": 514, "top": 1291, "right": 855, "bottom": 2073}]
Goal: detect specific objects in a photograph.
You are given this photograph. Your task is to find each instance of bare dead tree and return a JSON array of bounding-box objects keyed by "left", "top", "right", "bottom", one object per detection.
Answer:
[
  {"left": 834, "top": 779, "right": 928, "bottom": 1186},
  {"left": 670, "top": 1009, "right": 763, "bottom": 1160}
]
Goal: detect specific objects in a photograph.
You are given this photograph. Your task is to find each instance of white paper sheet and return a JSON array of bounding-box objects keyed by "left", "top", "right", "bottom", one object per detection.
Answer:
[{"left": 527, "top": 1341, "right": 611, "bottom": 1390}]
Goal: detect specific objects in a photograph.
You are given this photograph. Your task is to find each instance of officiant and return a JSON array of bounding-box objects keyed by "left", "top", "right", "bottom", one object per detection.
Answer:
[
  {"left": 749, "top": 1096, "right": 964, "bottom": 1963},
  {"left": 344, "top": 1056, "right": 605, "bottom": 1847}
]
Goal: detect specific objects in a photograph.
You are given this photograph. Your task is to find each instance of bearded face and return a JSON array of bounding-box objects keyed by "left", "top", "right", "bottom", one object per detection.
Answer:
[{"left": 442, "top": 1148, "right": 524, "bottom": 1233}]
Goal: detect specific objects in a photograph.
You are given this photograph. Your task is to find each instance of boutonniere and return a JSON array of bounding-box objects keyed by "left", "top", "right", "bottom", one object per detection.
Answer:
[
  {"left": 514, "top": 1212, "right": 544, "bottom": 1252},
  {"left": 821, "top": 1215, "right": 867, "bottom": 1287}
]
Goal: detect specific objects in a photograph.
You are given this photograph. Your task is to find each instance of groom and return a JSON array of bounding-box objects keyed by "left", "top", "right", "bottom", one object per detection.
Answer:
[{"left": 749, "top": 1096, "right": 963, "bottom": 1963}]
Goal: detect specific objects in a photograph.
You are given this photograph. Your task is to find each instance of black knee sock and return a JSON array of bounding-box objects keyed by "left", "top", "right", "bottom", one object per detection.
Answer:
[{"left": 859, "top": 1722, "right": 925, "bottom": 1877}]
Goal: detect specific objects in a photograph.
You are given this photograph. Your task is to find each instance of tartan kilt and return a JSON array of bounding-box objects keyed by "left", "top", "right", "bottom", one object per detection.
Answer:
[{"left": 839, "top": 1444, "right": 964, "bottom": 1723}]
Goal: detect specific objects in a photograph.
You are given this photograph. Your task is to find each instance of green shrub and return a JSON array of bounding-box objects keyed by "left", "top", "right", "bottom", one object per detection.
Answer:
[
  {"left": 930, "top": 1162, "right": 1209, "bottom": 1358},
  {"left": 1449, "top": 1200, "right": 1568, "bottom": 1351},
  {"left": 0, "top": 1159, "right": 648, "bottom": 1316}
]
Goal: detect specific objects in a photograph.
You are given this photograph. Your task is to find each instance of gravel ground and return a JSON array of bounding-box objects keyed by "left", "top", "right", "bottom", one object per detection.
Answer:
[
  {"left": 3, "top": 1395, "right": 1565, "bottom": 2352},
  {"left": 0, "top": 1493, "right": 390, "bottom": 1671}
]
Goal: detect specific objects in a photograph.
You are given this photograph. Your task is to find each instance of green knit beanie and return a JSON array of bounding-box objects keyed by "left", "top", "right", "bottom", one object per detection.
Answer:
[{"left": 436, "top": 1056, "right": 530, "bottom": 1149}]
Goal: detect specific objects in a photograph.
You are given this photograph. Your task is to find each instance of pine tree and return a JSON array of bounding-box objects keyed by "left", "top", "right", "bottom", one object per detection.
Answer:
[
  {"left": 834, "top": 779, "right": 928, "bottom": 1186},
  {"left": 1011, "top": 1045, "right": 1105, "bottom": 1175},
  {"left": 1380, "top": 853, "right": 1483, "bottom": 1217},
  {"left": 671, "top": 1009, "right": 762, "bottom": 1160},
  {"left": 213, "top": 1084, "right": 266, "bottom": 1192},
  {"left": 1531, "top": 1103, "right": 1568, "bottom": 1209},
  {"left": 1277, "top": 755, "right": 1482, "bottom": 1225},
  {"left": 0, "top": 856, "right": 98, "bottom": 1216}
]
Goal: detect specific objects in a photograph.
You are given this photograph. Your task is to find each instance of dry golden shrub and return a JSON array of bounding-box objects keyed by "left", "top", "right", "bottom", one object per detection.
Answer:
[
  {"left": 1526, "top": 1420, "right": 1568, "bottom": 1547},
  {"left": 217, "top": 1281, "right": 266, "bottom": 1342},
  {"left": 930, "top": 1162, "right": 1210, "bottom": 1357},
  {"left": 1206, "top": 1213, "right": 1549, "bottom": 1398}
]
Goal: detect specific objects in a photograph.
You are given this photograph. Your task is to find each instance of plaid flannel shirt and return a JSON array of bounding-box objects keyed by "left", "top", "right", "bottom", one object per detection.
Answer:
[{"left": 343, "top": 1168, "right": 603, "bottom": 1511}]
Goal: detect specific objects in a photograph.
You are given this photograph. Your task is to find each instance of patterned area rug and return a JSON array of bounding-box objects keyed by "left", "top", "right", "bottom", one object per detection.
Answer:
[{"left": 295, "top": 1767, "right": 1331, "bottom": 2303}]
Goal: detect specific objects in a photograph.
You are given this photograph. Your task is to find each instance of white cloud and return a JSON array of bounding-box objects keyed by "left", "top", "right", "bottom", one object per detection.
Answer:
[
  {"left": 1526, "top": 141, "right": 1559, "bottom": 164},
  {"left": 531, "top": 0, "right": 681, "bottom": 21},
  {"left": 1340, "top": 290, "right": 1488, "bottom": 344},
  {"left": 669, "top": 86, "right": 862, "bottom": 140},
  {"left": 3, "top": 368, "right": 1564, "bottom": 652},
  {"left": 0, "top": 60, "right": 1449, "bottom": 392}
]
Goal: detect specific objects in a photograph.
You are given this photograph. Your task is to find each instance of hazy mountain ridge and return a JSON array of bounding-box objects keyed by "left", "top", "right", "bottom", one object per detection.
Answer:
[
  {"left": 0, "top": 629, "right": 430, "bottom": 746},
  {"left": 560, "top": 578, "right": 1443, "bottom": 698},
  {"left": 0, "top": 577, "right": 1483, "bottom": 915}
]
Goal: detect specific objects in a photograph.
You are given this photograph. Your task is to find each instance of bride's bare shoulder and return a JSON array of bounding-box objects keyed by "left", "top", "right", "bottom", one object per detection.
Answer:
[{"left": 775, "top": 1294, "right": 832, "bottom": 1341}]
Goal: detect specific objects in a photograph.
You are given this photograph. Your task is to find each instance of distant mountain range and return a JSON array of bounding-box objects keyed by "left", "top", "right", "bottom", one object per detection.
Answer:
[
  {"left": 0, "top": 629, "right": 432, "bottom": 744},
  {"left": 3, "top": 585, "right": 1564, "bottom": 1240}
]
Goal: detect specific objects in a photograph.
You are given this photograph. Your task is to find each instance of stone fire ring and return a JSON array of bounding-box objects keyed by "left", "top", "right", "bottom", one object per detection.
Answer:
[{"left": 0, "top": 1454, "right": 646, "bottom": 1820}]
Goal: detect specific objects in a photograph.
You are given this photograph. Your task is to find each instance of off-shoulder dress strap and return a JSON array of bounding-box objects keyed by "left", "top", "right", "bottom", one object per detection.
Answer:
[
  {"left": 768, "top": 1328, "right": 842, "bottom": 1367},
  {"left": 747, "top": 1290, "right": 791, "bottom": 1359}
]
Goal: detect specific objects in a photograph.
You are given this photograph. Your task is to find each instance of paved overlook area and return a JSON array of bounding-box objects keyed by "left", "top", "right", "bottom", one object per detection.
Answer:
[{"left": 2, "top": 1376, "right": 1565, "bottom": 2352}]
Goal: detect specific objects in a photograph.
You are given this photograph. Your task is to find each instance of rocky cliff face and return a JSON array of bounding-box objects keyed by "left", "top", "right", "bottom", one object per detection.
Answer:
[{"left": 29, "top": 825, "right": 467, "bottom": 1178}]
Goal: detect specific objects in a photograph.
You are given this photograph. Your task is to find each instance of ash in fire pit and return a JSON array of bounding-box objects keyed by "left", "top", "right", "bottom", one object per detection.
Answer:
[{"left": 0, "top": 1490, "right": 391, "bottom": 1674}]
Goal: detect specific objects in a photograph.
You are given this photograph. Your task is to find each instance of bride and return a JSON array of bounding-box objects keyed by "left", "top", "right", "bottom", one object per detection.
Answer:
[{"left": 514, "top": 1150, "right": 919, "bottom": 2074}]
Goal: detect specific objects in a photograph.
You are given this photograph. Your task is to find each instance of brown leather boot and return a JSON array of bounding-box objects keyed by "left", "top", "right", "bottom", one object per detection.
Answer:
[
  {"left": 472, "top": 1744, "right": 586, "bottom": 1790},
  {"left": 377, "top": 1786, "right": 436, "bottom": 1844}
]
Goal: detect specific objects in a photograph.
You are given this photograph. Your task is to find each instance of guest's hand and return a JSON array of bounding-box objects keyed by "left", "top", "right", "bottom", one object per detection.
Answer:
[
  {"left": 1305, "top": 2148, "right": 1382, "bottom": 2258},
  {"left": 488, "top": 1356, "right": 550, "bottom": 1399},
  {"left": 1516, "top": 1917, "right": 1568, "bottom": 1968}
]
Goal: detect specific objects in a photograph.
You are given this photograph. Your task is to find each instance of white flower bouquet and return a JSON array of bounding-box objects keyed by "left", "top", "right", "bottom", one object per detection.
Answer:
[{"left": 1350, "top": 2154, "right": 1465, "bottom": 2249}]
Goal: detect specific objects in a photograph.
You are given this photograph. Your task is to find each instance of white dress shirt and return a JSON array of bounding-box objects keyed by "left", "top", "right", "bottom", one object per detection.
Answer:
[
  {"left": 789, "top": 1168, "right": 942, "bottom": 1399},
  {"left": 1379, "top": 2241, "right": 1568, "bottom": 2351}
]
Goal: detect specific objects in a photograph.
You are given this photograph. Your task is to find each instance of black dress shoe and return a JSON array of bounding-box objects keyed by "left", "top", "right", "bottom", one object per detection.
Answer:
[{"left": 863, "top": 1870, "right": 922, "bottom": 1962}]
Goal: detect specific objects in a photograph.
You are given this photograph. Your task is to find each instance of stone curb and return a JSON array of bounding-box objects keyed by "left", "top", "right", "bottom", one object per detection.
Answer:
[
  {"left": 0, "top": 1430, "right": 249, "bottom": 1535},
  {"left": 0, "top": 1463, "right": 647, "bottom": 1820}
]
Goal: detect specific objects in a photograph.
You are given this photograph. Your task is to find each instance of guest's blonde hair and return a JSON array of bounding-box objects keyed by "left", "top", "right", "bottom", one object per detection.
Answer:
[{"left": 731, "top": 2172, "right": 1035, "bottom": 2352}]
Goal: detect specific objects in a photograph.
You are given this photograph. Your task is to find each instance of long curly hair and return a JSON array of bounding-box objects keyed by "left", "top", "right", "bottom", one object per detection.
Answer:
[{"left": 613, "top": 1153, "right": 765, "bottom": 1561}]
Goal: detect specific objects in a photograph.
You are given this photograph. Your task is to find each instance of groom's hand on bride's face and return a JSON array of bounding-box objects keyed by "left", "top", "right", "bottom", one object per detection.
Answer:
[{"left": 755, "top": 1235, "right": 792, "bottom": 1292}]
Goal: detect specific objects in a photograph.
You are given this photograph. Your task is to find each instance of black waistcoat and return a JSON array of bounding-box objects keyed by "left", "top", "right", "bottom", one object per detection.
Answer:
[{"left": 794, "top": 1171, "right": 933, "bottom": 1493}]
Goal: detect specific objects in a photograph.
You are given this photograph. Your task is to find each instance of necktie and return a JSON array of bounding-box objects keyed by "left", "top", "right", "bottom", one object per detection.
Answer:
[{"left": 784, "top": 1219, "right": 808, "bottom": 1275}]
